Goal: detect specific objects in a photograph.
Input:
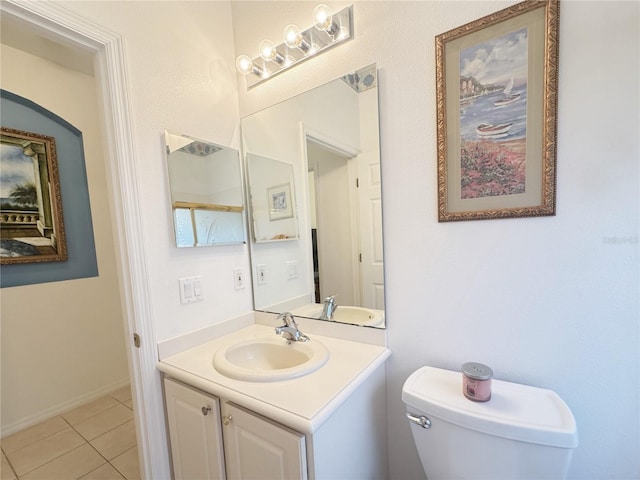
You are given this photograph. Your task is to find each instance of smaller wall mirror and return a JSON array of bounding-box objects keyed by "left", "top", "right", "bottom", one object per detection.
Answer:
[
  {"left": 246, "top": 153, "right": 299, "bottom": 243},
  {"left": 165, "top": 130, "right": 246, "bottom": 247}
]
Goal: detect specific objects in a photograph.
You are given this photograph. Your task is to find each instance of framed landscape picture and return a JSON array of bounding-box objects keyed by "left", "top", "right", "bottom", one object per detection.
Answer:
[
  {"left": 0, "top": 127, "right": 67, "bottom": 264},
  {"left": 436, "top": 0, "right": 559, "bottom": 221}
]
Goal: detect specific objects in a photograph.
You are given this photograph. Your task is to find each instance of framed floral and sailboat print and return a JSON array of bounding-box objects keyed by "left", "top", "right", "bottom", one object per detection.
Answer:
[{"left": 436, "top": 0, "right": 559, "bottom": 221}]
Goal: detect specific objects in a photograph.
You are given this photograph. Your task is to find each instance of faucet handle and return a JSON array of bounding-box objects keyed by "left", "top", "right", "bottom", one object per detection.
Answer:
[
  {"left": 324, "top": 294, "right": 337, "bottom": 304},
  {"left": 274, "top": 312, "right": 309, "bottom": 342},
  {"left": 276, "top": 311, "right": 296, "bottom": 327}
]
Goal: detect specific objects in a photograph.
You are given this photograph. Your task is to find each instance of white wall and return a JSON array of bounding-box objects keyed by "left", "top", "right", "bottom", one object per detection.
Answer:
[
  {"left": 59, "top": 0, "right": 253, "bottom": 343},
  {"left": 233, "top": 1, "right": 639, "bottom": 479},
  {"left": 0, "top": 44, "right": 129, "bottom": 434}
]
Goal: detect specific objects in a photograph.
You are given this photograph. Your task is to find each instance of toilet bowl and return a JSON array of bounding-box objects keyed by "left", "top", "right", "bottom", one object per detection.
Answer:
[{"left": 402, "top": 366, "right": 578, "bottom": 480}]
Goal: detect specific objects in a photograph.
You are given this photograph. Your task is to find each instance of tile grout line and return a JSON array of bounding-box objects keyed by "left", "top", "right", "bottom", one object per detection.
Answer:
[
  {"left": 2, "top": 446, "right": 19, "bottom": 480},
  {"left": 4, "top": 390, "right": 135, "bottom": 480},
  {"left": 63, "top": 400, "right": 136, "bottom": 479},
  {"left": 6, "top": 420, "right": 82, "bottom": 479},
  {"left": 11, "top": 438, "right": 90, "bottom": 479},
  {"left": 2, "top": 418, "right": 68, "bottom": 455},
  {"left": 79, "top": 393, "right": 136, "bottom": 480},
  {"left": 107, "top": 446, "right": 137, "bottom": 480},
  {"left": 106, "top": 394, "right": 136, "bottom": 480}
]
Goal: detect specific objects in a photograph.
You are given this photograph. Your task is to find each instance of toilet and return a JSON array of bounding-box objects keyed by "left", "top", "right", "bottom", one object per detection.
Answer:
[{"left": 402, "top": 366, "right": 578, "bottom": 479}]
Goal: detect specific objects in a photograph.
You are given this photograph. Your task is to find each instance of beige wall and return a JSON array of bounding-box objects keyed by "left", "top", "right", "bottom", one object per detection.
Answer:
[{"left": 0, "top": 44, "right": 129, "bottom": 435}]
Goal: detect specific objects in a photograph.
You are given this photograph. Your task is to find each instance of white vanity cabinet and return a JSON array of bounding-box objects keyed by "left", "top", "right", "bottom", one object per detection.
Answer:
[
  {"left": 163, "top": 378, "right": 226, "bottom": 479},
  {"left": 158, "top": 324, "right": 390, "bottom": 480},
  {"left": 164, "top": 378, "right": 307, "bottom": 480}
]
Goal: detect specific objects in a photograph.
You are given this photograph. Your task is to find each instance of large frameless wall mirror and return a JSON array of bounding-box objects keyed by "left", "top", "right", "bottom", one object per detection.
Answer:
[
  {"left": 242, "top": 64, "right": 386, "bottom": 328},
  {"left": 165, "top": 130, "right": 246, "bottom": 247}
]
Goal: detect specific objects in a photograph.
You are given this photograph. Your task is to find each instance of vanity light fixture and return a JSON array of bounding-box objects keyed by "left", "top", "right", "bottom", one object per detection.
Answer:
[{"left": 236, "top": 4, "right": 353, "bottom": 89}]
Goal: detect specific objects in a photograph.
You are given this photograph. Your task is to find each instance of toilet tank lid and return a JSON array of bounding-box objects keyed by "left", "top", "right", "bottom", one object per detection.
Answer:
[{"left": 402, "top": 366, "right": 578, "bottom": 448}]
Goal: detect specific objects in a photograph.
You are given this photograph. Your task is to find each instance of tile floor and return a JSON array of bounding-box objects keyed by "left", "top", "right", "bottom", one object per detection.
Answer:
[{"left": 1, "top": 386, "right": 139, "bottom": 480}]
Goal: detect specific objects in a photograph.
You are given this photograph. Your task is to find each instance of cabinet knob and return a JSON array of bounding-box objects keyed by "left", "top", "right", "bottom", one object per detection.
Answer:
[
  {"left": 222, "top": 415, "right": 232, "bottom": 425},
  {"left": 201, "top": 406, "right": 212, "bottom": 416}
]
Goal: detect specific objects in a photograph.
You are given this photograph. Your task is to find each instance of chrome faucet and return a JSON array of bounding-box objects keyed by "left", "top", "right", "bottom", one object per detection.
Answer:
[
  {"left": 274, "top": 312, "right": 309, "bottom": 343},
  {"left": 319, "top": 295, "right": 338, "bottom": 320}
]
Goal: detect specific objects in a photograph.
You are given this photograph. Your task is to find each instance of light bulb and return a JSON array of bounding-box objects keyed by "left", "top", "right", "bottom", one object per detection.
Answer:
[
  {"left": 283, "top": 24, "right": 310, "bottom": 53},
  {"left": 313, "top": 4, "right": 339, "bottom": 36},
  {"left": 283, "top": 24, "right": 301, "bottom": 48},
  {"left": 259, "top": 40, "right": 276, "bottom": 61},
  {"left": 235, "top": 55, "right": 265, "bottom": 77},
  {"left": 235, "top": 55, "right": 253, "bottom": 75},
  {"left": 259, "top": 39, "right": 285, "bottom": 65},
  {"left": 313, "top": 4, "right": 331, "bottom": 31}
]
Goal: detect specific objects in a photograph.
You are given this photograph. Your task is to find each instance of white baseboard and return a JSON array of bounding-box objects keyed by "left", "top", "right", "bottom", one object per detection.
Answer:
[{"left": 1, "top": 377, "right": 130, "bottom": 438}]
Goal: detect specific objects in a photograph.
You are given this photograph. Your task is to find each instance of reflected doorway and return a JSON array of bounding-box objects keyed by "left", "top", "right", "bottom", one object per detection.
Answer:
[{"left": 306, "top": 139, "right": 360, "bottom": 306}]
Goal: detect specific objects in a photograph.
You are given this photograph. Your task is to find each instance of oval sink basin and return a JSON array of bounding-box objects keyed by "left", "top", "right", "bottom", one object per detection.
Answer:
[
  {"left": 294, "top": 305, "right": 385, "bottom": 327},
  {"left": 213, "top": 336, "right": 329, "bottom": 382}
]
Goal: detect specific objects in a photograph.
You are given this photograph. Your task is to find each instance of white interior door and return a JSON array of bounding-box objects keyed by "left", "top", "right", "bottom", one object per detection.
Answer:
[
  {"left": 307, "top": 140, "right": 357, "bottom": 306},
  {"left": 358, "top": 150, "right": 384, "bottom": 310}
]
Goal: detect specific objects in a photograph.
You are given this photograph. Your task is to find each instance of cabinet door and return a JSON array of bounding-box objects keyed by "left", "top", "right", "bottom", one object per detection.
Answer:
[
  {"left": 222, "top": 403, "right": 307, "bottom": 480},
  {"left": 164, "top": 378, "right": 226, "bottom": 480}
]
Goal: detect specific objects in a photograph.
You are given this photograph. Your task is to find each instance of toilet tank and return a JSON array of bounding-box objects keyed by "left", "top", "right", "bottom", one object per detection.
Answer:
[{"left": 402, "top": 366, "right": 578, "bottom": 480}]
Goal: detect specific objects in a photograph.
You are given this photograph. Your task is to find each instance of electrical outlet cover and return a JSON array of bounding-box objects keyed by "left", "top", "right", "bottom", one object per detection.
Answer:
[
  {"left": 233, "top": 268, "right": 245, "bottom": 289},
  {"left": 257, "top": 264, "right": 267, "bottom": 285}
]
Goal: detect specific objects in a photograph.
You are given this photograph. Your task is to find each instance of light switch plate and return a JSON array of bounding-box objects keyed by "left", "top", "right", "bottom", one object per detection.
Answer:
[
  {"left": 179, "top": 276, "right": 204, "bottom": 304},
  {"left": 286, "top": 260, "right": 298, "bottom": 279}
]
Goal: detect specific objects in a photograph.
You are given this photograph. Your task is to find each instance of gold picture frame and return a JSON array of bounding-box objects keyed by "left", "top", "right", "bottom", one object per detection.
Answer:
[
  {"left": 436, "top": 0, "right": 559, "bottom": 221},
  {"left": 1, "top": 127, "right": 67, "bottom": 264}
]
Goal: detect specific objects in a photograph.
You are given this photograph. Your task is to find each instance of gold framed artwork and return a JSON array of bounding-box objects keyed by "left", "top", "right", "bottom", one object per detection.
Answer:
[
  {"left": 0, "top": 127, "right": 67, "bottom": 264},
  {"left": 436, "top": 0, "right": 559, "bottom": 221}
]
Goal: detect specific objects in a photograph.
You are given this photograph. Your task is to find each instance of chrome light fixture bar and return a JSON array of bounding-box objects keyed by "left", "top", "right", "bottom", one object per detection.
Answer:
[{"left": 236, "top": 5, "right": 353, "bottom": 89}]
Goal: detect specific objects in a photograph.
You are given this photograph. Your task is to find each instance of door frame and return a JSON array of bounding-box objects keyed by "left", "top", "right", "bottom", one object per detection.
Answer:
[{"left": 1, "top": 1, "right": 169, "bottom": 477}]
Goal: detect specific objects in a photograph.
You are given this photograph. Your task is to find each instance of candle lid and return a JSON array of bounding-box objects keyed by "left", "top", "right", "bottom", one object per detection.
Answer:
[{"left": 462, "top": 362, "right": 493, "bottom": 380}]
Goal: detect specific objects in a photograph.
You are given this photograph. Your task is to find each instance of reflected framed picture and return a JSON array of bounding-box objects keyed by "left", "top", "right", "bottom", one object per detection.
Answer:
[
  {"left": 436, "top": 0, "right": 559, "bottom": 221},
  {"left": 1, "top": 127, "right": 67, "bottom": 264},
  {"left": 268, "top": 183, "right": 293, "bottom": 221}
]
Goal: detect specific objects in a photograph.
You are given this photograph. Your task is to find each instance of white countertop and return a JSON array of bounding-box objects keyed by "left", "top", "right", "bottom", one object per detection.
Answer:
[{"left": 158, "top": 323, "right": 390, "bottom": 434}]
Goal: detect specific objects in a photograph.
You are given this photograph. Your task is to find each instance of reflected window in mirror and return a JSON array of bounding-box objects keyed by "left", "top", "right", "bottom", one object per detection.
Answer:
[
  {"left": 241, "top": 64, "right": 385, "bottom": 328},
  {"left": 165, "top": 131, "right": 246, "bottom": 247}
]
